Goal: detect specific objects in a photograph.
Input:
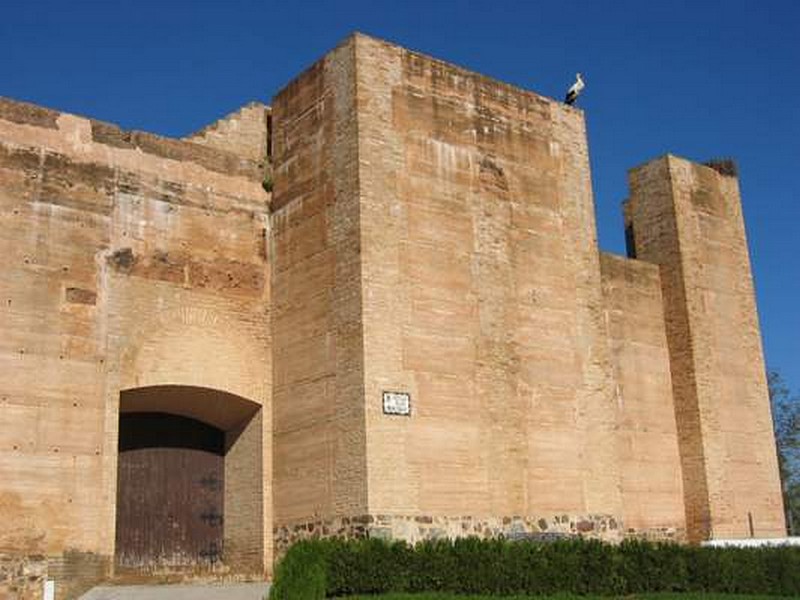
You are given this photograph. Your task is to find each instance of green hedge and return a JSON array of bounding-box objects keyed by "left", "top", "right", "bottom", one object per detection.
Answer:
[
  {"left": 269, "top": 539, "right": 327, "bottom": 600},
  {"left": 269, "top": 537, "right": 800, "bottom": 599}
]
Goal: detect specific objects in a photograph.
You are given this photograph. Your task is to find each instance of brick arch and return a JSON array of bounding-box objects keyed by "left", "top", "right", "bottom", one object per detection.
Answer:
[
  {"left": 111, "top": 306, "right": 271, "bottom": 577},
  {"left": 118, "top": 306, "right": 269, "bottom": 405}
]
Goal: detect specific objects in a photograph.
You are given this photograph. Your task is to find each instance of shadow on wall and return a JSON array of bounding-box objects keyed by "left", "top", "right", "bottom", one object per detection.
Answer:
[{"left": 115, "top": 386, "right": 264, "bottom": 580}]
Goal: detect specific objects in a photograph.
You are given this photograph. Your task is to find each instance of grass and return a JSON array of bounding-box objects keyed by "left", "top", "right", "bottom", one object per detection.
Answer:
[{"left": 342, "top": 594, "right": 798, "bottom": 600}]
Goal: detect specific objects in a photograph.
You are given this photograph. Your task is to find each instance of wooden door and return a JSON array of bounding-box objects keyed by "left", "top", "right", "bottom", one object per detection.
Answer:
[{"left": 115, "top": 413, "right": 224, "bottom": 572}]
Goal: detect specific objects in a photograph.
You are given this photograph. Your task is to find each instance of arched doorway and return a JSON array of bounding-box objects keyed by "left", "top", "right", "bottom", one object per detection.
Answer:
[{"left": 115, "top": 385, "right": 263, "bottom": 577}]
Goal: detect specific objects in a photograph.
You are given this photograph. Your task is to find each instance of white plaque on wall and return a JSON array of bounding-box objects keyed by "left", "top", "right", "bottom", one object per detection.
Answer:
[{"left": 382, "top": 391, "right": 411, "bottom": 416}]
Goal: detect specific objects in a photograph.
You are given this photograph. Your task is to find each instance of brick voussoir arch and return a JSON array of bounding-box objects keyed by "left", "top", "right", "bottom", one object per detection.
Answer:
[{"left": 118, "top": 305, "right": 269, "bottom": 406}]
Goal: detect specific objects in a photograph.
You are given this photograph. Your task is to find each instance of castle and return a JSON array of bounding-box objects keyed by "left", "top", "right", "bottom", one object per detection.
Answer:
[{"left": 0, "top": 33, "right": 786, "bottom": 596}]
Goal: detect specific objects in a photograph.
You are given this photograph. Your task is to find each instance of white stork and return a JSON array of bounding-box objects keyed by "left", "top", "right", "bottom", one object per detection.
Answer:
[{"left": 564, "top": 73, "right": 585, "bottom": 106}]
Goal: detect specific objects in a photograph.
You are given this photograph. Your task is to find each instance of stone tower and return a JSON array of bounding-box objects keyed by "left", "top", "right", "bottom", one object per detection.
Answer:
[
  {"left": 625, "top": 155, "right": 786, "bottom": 541},
  {"left": 270, "top": 33, "right": 626, "bottom": 549}
]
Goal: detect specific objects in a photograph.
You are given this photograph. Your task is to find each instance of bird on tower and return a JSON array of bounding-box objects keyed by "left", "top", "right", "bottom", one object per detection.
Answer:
[{"left": 564, "top": 73, "right": 585, "bottom": 106}]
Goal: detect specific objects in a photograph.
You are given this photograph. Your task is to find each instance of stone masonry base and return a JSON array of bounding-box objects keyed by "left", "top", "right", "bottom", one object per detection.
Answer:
[
  {"left": 0, "top": 551, "right": 109, "bottom": 600},
  {"left": 0, "top": 554, "right": 47, "bottom": 600},
  {"left": 274, "top": 513, "right": 686, "bottom": 557}
]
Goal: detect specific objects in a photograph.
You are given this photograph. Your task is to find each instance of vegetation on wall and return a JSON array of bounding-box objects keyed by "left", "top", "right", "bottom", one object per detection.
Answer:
[
  {"left": 703, "top": 157, "right": 739, "bottom": 177},
  {"left": 261, "top": 152, "right": 273, "bottom": 193},
  {"left": 270, "top": 537, "right": 800, "bottom": 599}
]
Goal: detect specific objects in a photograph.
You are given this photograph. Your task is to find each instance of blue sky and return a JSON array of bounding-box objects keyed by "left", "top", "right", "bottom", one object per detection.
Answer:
[{"left": 2, "top": 0, "right": 798, "bottom": 393}]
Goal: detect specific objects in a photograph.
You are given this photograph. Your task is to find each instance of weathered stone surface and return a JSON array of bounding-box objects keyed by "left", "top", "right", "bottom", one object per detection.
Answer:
[
  {"left": 65, "top": 287, "right": 98, "bottom": 306},
  {"left": 0, "top": 84, "right": 272, "bottom": 592},
  {"left": 90, "top": 121, "right": 262, "bottom": 180},
  {"left": 626, "top": 156, "right": 785, "bottom": 541},
  {"left": 0, "top": 32, "right": 785, "bottom": 593},
  {"left": 354, "top": 32, "right": 621, "bottom": 526},
  {"left": 185, "top": 102, "right": 271, "bottom": 164},
  {"left": 270, "top": 36, "right": 368, "bottom": 528},
  {"left": 600, "top": 253, "right": 687, "bottom": 540},
  {"left": 273, "top": 511, "right": 666, "bottom": 557},
  {"left": 0, "top": 97, "right": 59, "bottom": 129},
  {"left": 0, "top": 553, "right": 48, "bottom": 600}
]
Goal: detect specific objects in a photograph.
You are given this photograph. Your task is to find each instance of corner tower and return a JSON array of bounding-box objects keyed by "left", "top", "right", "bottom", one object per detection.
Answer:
[{"left": 626, "top": 155, "right": 785, "bottom": 541}]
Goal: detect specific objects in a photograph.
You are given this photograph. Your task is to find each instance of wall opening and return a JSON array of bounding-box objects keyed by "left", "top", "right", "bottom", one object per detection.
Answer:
[
  {"left": 115, "top": 385, "right": 263, "bottom": 578},
  {"left": 624, "top": 223, "right": 637, "bottom": 259}
]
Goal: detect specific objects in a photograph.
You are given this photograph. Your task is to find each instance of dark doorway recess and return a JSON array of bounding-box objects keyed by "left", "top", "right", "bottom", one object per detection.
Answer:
[{"left": 115, "top": 412, "right": 225, "bottom": 572}]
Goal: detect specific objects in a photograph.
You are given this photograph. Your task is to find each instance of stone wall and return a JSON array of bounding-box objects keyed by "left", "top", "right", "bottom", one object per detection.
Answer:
[
  {"left": 0, "top": 95, "right": 272, "bottom": 589},
  {"left": 626, "top": 155, "right": 785, "bottom": 541},
  {"left": 600, "top": 252, "right": 686, "bottom": 541},
  {"left": 0, "top": 554, "right": 48, "bottom": 600},
  {"left": 352, "top": 34, "right": 622, "bottom": 524},
  {"left": 185, "top": 101, "right": 271, "bottom": 165},
  {"left": 274, "top": 513, "right": 622, "bottom": 557}
]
